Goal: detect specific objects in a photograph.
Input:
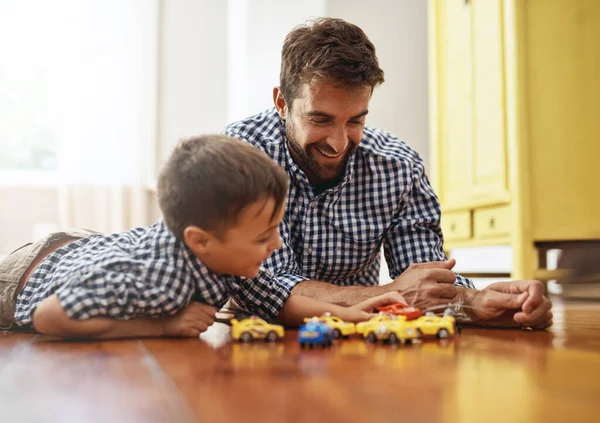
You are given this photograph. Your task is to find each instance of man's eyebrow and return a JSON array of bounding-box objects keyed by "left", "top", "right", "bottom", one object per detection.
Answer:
[{"left": 305, "top": 110, "right": 369, "bottom": 120}]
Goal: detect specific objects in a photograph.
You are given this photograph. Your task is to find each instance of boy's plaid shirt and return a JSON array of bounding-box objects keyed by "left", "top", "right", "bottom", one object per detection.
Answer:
[
  {"left": 14, "top": 220, "right": 291, "bottom": 325},
  {"left": 223, "top": 108, "right": 474, "bottom": 293}
]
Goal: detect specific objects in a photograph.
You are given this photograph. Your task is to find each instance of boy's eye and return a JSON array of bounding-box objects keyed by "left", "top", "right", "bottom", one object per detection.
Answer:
[{"left": 257, "top": 235, "right": 272, "bottom": 244}]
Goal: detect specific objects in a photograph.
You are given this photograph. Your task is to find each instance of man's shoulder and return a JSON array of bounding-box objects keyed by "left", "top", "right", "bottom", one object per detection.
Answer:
[
  {"left": 358, "top": 127, "right": 425, "bottom": 175},
  {"left": 222, "top": 108, "right": 283, "bottom": 148}
]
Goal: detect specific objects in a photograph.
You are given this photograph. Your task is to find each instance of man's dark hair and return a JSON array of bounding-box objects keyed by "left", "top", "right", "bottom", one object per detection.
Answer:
[
  {"left": 280, "top": 17, "right": 385, "bottom": 108},
  {"left": 157, "top": 134, "right": 288, "bottom": 241}
]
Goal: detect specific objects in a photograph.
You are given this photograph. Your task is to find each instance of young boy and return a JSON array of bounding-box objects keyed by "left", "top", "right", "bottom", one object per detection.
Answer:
[{"left": 0, "top": 135, "right": 403, "bottom": 339}]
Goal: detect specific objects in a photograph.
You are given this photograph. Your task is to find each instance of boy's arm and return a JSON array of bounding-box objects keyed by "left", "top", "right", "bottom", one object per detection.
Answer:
[
  {"left": 32, "top": 295, "right": 216, "bottom": 339},
  {"left": 276, "top": 292, "right": 407, "bottom": 327}
]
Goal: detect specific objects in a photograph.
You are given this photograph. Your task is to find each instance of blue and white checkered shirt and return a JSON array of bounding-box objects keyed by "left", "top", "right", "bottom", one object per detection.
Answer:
[
  {"left": 223, "top": 108, "right": 474, "bottom": 291},
  {"left": 14, "top": 220, "right": 291, "bottom": 326}
]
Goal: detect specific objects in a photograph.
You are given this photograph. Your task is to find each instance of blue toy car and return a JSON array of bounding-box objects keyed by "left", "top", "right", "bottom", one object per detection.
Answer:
[{"left": 298, "top": 319, "right": 334, "bottom": 348}]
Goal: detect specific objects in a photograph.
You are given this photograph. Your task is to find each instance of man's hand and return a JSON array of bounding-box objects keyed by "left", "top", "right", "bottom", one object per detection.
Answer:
[
  {"left": 341, "top": 292, "right": 408, "bottom": 323},
  {"left": 388, "top": 259, "right": 458, "bottom": 309},
  {"left": 162, "top": 302, "right": 217, "bottom": 337},
  {"left": 467, "top": 281, "right": 553, "bottom": 329}
]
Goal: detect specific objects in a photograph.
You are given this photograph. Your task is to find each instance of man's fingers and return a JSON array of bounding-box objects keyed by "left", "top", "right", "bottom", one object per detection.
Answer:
[
  {"left": 426, "top": 269, "right": 457, "bottom": 284},
  {"left": 411, "top": 258, "right": 456, "bottom": 271},
  {"left": 522, "top": 282, "right": 546, "bottom": 314},
  {"left": 485, "top": 290, "right": 528, "bottom": 310},
  {"left": 515, "top": 297, "right": 552, "bottom": 327}
]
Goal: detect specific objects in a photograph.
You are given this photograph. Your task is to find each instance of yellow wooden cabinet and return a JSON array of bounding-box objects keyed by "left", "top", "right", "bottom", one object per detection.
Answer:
[{"left": 428, "top": 0, "right": 600, "bottom": 279}]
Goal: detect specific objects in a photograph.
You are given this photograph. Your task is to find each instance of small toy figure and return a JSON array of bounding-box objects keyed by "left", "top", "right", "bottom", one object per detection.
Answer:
[
  {"left": 303, "top": 312, "right": 356, "bottom": 338},
  {"left": 355, "top": 315, "right": 418, "bottom": 344},
  {"left": 230, "top": 316, "right": 285, "bottom": 342},
  {"left": 376, "top": 303, "right": 422, "bottom": 320},
  {"left": 299, "top": 319, "right": 334, "bottom": 348}
]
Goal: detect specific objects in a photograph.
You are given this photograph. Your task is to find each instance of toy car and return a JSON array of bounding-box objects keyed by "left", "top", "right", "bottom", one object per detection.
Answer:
[
  {"left": 303, "top": 313, "right": 356, "bottom": 338},
  {"left": 355, "top": 315, "right": 418, "bottom": 344},
  {"left": 230, "top": 316, "right": 285, "bottom": 342},
  {"left": 299, "top": 319, "right": 334, "bottom": 348},
  {"left": 407, "top": 314, "right": 456, "bottom": 339},
  {"left": 376, "top": 303, "right": 422, "bottom": 320}
]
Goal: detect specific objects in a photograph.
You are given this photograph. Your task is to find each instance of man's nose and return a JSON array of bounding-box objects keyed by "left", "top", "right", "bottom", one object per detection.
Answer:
[{"left": 327, "top": 125, "right": 349, "bottom": 153}]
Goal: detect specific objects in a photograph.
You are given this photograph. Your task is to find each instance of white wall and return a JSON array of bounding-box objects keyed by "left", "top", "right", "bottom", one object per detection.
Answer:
[
  {"left": 158, "top": 0, "right": 229, "bottom": 165},
  {"left": 326, "top": 0, "right": 430, "bottom": 166},
  {"left": 227, "top": 0, "right": 327, "bottom": 122}
]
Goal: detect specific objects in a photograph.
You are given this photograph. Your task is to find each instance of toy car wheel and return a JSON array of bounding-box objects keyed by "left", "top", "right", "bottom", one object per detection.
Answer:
[
  {"left": 333, "top": 329, "right": 342, "bottom": 339},
  {"left": 366, "top": 332, "right": 377, "bottom": 343},
  {"left": 388, "top": 333, "right": 399, "bottom": 345},
  {"left": 437, "top": 328, "right": 450, "bottom": 339},
  {"left": 416, "top": 329, "right": 423, "bottom": 338},
  {"left": 266, "top": 331, "right": 279, "bottom": 342},
  {"left": 240, "top": 332, "right": 253, "bottom": 343}
]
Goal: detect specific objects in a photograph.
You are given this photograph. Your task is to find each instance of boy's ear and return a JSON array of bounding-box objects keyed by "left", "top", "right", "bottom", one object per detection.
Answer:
[
  {"left": 273, "top": 87, "right": 287, "bottom": 119},
  {"left": 183, "top": 226, "right": 211, "bottom": 253}
]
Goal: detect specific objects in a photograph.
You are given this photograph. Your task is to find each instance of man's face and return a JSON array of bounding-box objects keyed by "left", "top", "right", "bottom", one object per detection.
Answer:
[{"left": 278, "top": 81, "right": 371, "bottom": 185}]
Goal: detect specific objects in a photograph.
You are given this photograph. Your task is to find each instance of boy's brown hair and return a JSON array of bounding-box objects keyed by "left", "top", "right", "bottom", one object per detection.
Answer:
[
  {"left": 280, "top": 17, "right": 385, "bottom": 108},
  {"left": 158, "top": 134, "right": 288, "bottom": 241}
]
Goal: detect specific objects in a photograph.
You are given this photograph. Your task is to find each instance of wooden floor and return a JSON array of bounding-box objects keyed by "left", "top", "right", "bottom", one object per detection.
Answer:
[{"left": 2, "top": 296, "right": 600, "bottom": 423}]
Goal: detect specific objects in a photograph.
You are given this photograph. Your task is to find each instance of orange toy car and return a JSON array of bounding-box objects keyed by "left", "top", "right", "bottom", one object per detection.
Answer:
[{"left": 376, "top": 303, "right": 422, "bottom": 320}]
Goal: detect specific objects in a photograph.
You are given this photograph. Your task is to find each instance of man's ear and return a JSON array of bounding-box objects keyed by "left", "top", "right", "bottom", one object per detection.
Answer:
[
  {"left": 273, "top": 87, "right": 287, "bottom": 119},
  {"left": 183, "top": 226, "right": 211, "bottom": 254}
]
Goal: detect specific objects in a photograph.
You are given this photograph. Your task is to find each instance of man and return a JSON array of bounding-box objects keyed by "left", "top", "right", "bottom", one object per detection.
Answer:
[{"left": 223, "top": 18, "right": 552, "bottom": 329}]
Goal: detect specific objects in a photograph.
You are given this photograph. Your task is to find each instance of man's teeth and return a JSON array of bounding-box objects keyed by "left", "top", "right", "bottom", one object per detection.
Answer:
[{"left": 316, "top": 147, "right": 341, "bottom": 158}]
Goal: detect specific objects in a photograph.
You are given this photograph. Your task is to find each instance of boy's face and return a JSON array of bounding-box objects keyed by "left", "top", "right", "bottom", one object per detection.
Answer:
[{"left": 192, "top": 197, "right": 284, "bottom": 278}]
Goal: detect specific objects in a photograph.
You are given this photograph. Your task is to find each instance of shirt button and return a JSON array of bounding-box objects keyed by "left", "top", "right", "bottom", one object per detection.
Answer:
[{"left": 306, "top": 247, "right": 313, "bottom": 255}]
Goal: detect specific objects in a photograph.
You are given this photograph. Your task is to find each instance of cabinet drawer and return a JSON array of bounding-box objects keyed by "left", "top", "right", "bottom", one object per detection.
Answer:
[
  {"left": 473, "top": 206, "right": 511, "bottom": 238},
  {"left": 441, "top": 211, "right": 472, "bottom": 241}
]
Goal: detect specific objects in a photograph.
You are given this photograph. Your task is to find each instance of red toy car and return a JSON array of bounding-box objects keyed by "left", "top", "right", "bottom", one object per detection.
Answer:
[{"left": 376, "top": 303, "right": 422, "bottom": 320}]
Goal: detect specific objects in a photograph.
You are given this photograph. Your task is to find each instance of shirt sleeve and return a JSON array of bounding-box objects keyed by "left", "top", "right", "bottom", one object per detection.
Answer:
[
  {"left": 383, "top": 154, "right": 474, "bottom": 289},
  {"left": 54, "top": 268, "right": 194, "bottom": 320},
  {"left": 229, "top": 219, "right": 308, "bottom": 320}
]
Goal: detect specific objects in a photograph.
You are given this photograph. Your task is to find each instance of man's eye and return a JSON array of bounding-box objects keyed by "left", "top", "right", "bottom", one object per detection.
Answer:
[
  {"left": 311, "top": 119, "right": 329, "bottom": 125},
  {"left": 348, "top": 120, "right": 364, "bottom": 125}
]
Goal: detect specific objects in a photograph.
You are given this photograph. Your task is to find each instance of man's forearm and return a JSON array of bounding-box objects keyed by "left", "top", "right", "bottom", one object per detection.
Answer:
[{"left": 291, "top": 280, "right": 388, "bottom": 307}]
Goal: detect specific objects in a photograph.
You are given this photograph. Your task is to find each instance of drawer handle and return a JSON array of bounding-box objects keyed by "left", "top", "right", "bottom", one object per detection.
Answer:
[
  {"left": 450, "top": 223, "right": 457, "bottom": 232},
  {"left": 489, "top": 217, "right": 496, "bottom": 229}
]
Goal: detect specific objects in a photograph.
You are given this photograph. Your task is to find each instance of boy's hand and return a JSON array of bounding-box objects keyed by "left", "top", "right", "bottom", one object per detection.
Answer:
[
  {"left": 162, "top": 302, "right": 217, "bottom": 337},
  {"left": 342, "top": 292, "right": 408, "bottom": 323}
]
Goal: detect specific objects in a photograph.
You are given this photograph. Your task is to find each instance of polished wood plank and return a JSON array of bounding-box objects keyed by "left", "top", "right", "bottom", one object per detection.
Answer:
[{"left": 2, "top": 297, "right": 600, "bottom": 422}]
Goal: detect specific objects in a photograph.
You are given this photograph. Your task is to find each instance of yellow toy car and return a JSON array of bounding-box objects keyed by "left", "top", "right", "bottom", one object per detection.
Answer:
[
  {"left": 303, "top": 313, "right": 356, "bottom": 338},
  {"left": 355, "top": 314, "right": 418, "bottom": 344},
  {"left": 230, "top": 316, "right": 285, "bottom": 342},
  {"left": 408, "top": 314, "right": 456, "bottom": 339}
]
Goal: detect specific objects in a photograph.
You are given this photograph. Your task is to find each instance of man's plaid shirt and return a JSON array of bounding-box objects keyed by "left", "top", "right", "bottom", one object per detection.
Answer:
[
  {"left": 223, "top": 108, "right": 474, "bottom": 293},
  {"left": 14, "top": 220, "right": 291, "bottom": 325}
]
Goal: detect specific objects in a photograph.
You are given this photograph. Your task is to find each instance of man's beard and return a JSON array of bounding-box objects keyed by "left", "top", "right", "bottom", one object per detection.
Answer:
[{"left": 285, "top": 119, "right": 355, "bottom": 185}]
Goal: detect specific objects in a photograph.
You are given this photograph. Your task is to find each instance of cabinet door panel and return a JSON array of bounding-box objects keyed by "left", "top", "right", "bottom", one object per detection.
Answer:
[
  {"left": 437, "top": 0, "right": 473, "bottom": 206},
  {"left": 471, "top": 0, "right": 509, "bottom": 198}
]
